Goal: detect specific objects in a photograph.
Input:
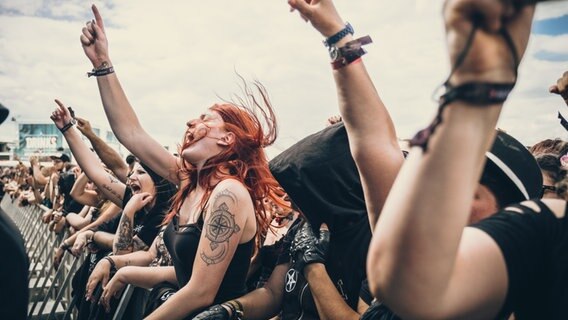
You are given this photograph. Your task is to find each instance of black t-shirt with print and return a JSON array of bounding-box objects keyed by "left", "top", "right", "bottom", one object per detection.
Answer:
[
  {"left": 473, "top": 200, "right": 568, "bottom": 319},
  {"left": 278, "top": 217, "right": 371, "bottom": 320},
  {"left": 121, "top": 187, "right": 164, "bottom": 246}
]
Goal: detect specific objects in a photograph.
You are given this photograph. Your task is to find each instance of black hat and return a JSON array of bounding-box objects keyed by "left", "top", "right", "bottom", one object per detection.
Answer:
[
  {"left": 269, "top": 122, "right": 366, "bottom": 229},
  {"left": 50, "top": 152, "right": 71, "bottom": 163},
  {"left": 481, "top": 130, "right": 542, "bottom": 207}
]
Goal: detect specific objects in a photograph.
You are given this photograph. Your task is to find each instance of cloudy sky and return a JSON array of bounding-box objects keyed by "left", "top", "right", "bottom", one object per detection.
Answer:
[{"left": 1, "top": 0, "right": 567, "bottom": 158}]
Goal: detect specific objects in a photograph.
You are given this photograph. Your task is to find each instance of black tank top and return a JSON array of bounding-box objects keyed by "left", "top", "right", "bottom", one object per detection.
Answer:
[{"left": 163, "top": 214, "right": 254, "bottom": 304}]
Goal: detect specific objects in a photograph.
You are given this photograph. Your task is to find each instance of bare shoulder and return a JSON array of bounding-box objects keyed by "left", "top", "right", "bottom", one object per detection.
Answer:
[
  {"left": 210, "top": 179, "right": 252, "bottom": 206},
  {"left": 538, "top": 199, "right": 567, "bottom": 218}
]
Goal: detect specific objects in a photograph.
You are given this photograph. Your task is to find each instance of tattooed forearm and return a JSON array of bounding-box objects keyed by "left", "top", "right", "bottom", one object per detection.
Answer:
[
  {"left": 114, "top": 214, "right": 134, "bottom": 253},
  {"left": 200, "top": 189, "right": 241, "bottom": 266},
  {"left": 132, "top": 237, "right": 149, "bottom": 251},
  {"left": 102, "top": 184, "right": 123, "bottom": 201}
]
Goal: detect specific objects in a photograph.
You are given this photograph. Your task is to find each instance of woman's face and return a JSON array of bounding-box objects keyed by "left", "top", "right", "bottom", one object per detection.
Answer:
[
  {"left": 181, "top": 110, "right": 230, "bottom": 166},
  {"left": 128, "top": 163, "right": 156, "bottom": 196}
]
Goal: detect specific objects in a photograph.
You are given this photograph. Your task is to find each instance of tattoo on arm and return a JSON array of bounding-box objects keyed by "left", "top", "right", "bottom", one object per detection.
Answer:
[
  {"left": 102, "top": 184, "right": 123, "bottom": 201},
  {"left": 132, "top": 237, "right": 149, "bottom": 251},
  {"left": 114, "top": 214, "right": 134, "bottom": 252},
  {"left": 200, "top": 189, "right": 241, "bottom": 266}
]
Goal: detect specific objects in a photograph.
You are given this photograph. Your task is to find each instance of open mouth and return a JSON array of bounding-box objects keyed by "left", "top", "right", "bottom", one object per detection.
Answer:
[{"left": 130, "top": 184, "right": 141, "bottom": 193}]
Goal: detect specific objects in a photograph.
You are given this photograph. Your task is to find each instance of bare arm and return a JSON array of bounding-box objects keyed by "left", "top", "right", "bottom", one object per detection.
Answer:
[
  {"left": 368, "top": 2, "right": 536, "bottom": 319},
  {"left": 288, "top": 0, "right": 403, "bottom": 229},
  {"left": 146, "top": 180, "right": 255, "bottom": 320},
  {"left": 305, "top": 264, "right": 361, "bottom": 320},
  {"left": 70, "top": 172, "right": 101, "bottom": 206},
  {"left": 29, "top": 156, "right": 48, "bottom": 186},
  {"left": 50, "top": 99, "right": 126, "bottom": 207},
  {"left": 80, "top": 5, "right": 179, "bottom": 185},
  {"left": 76, "top": 116, "right": 130, "bottom": 183}
]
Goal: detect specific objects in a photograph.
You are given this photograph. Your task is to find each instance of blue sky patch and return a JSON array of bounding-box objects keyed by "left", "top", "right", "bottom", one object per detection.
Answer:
[{"left": 533, "top": 14, "right": 568, "bottom": 36}]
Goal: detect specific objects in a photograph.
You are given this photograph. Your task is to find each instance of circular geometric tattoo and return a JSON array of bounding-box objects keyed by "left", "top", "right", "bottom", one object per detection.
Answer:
[{"left": 205, "top": 202, "right": 241, "bottom": 251}]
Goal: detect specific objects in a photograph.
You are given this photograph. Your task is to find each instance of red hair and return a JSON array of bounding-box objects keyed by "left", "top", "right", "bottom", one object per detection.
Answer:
[{"left": 164, "top": 79, "right": 290, "bottom": 248}]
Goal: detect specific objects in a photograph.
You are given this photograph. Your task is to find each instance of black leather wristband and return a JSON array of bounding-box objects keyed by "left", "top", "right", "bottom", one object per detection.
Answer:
[{"left": 440, "top": 82, "right": 515, "bottom": 107}]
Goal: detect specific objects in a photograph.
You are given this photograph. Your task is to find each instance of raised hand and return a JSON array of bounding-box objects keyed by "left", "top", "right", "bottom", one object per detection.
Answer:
[
  {"left": 290, "top": 222, "right": 330, "bottom": 274},
  {"left": 80, "top": 4, "right": 110, "bottom": 68},
  {"left": 49, "top": 99, "right": 73, "bottom": 130},
  {"left": 550, "top": 71, "right": 568, "bottom": 102},
  {"left": 443, "top": 0, "right": 535, "bottom": 85},
  {"left": 75, "top": 116, "right": 95, "bottom": 137},
  {"left": 288, "top": 0, "right": 345, "bottom": 37}
]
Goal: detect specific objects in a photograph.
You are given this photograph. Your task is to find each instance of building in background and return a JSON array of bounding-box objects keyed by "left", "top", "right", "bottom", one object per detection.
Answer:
[{"left": 0, "top": 119, "right": 124, "bottom": 162}]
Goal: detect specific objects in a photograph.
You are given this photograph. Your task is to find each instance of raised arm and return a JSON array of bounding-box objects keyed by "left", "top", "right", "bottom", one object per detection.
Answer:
[
  {"left": 75, "top": 116, "right": 129, "bottom": 183},
  {"left": 50, "top": 99, "right": 126, "bottom": 207},
  {"left": 29, "top": 156, "right": 48, "bottom": 186},
  {"left": 145, "top": 179, "right": 255, "bottom": 320},
  {"left": 288, "top": 0, "right": 403, "bottom": 228},
  {"left": 79, "top": 5, "right": 179, "bottom": 184},
  {"left": 368, "top": 1, "right": 536, "bottom": 319},
  {"left": 70, "top": 172, "right": 101, "bottom": 206}
]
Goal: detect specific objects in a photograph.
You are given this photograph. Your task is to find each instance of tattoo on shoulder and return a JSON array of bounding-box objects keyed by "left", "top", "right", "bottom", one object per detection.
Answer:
[{"left": 200, "top": 189, "right": 241, "bottom": 266}]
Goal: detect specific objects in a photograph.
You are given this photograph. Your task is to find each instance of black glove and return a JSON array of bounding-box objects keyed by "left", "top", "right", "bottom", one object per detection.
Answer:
[
  {"left": 290, "top": 222, "right": 330, "bottom": 274},
  {"left": 192, "top": 304, "right": 231, "bottom": 320}
]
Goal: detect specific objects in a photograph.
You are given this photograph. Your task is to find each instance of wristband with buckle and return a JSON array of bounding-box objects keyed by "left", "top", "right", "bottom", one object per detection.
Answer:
[
  {"left": 330, "top": 35, "right": 373, "bottom": 70},
  {"left": 59, "top": 118, "right": 77, "bottom": 133}
]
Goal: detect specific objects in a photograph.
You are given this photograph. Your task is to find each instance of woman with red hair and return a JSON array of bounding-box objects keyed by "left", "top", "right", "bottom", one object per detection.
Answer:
[{"left": 74, "top": 5, "right": 287, "bottom": 319}]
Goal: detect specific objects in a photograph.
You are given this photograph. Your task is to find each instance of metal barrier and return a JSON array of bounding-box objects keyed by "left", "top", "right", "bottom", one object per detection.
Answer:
[
  {"left": 2, "top": 197, "right": 80, "bottom": 320},
  {"left": 2, "top": 197, "right": 138, "bottom": 320}
]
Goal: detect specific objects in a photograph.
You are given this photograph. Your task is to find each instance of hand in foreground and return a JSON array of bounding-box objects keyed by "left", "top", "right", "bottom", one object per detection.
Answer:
[
  {"left": 80, "top": 4, "right": 110, "bottom": 68},
  {"left": 290, "top": 222, "right": 330, "bottom": 274},
  {"left": 443, "top": 0, "right": 536, "bottom": 84}
]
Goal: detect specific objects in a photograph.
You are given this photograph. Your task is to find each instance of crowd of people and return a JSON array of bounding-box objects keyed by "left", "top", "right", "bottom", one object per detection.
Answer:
[{"left": 3, "top": 0, "right": 568, "bottom": 319}]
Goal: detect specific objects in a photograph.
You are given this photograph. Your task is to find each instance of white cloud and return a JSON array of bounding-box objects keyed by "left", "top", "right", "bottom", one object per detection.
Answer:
[{"left": 0, "top": 0, "right": 566, "bottom": 160}]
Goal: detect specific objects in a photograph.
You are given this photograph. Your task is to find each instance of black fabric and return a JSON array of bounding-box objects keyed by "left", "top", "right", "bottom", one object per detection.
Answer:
[
  {"left": 144, "top": 282, "right": 178, "bottom": 317},
  {"left": 162, "top": 215, "right": 254, "bottom": 308},
  {"left": 359, "top": 279, "right": 373, "bottom": 306},
  {"left": 0, "top": 208, "right": 28, "bottom": 320},
  {"left": 269, "top": 122, "right": 367, "bottom": 231},
  {"left": 279, "top": 218, "right": 371, "bottom": 320},
  {"left": 473, "top": 200, "right": 568, "bottom": 319},
  {"left": 480, "top": 130, "right": 542, "bottom": 207},
  {"left": 270, "top": 123, "right": 372, "bottom": 318}
]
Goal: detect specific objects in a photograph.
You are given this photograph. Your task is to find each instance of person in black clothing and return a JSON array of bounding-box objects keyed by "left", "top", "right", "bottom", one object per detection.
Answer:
[{"left": 367, "top": 1, "right": 568, "bottom": 319}]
